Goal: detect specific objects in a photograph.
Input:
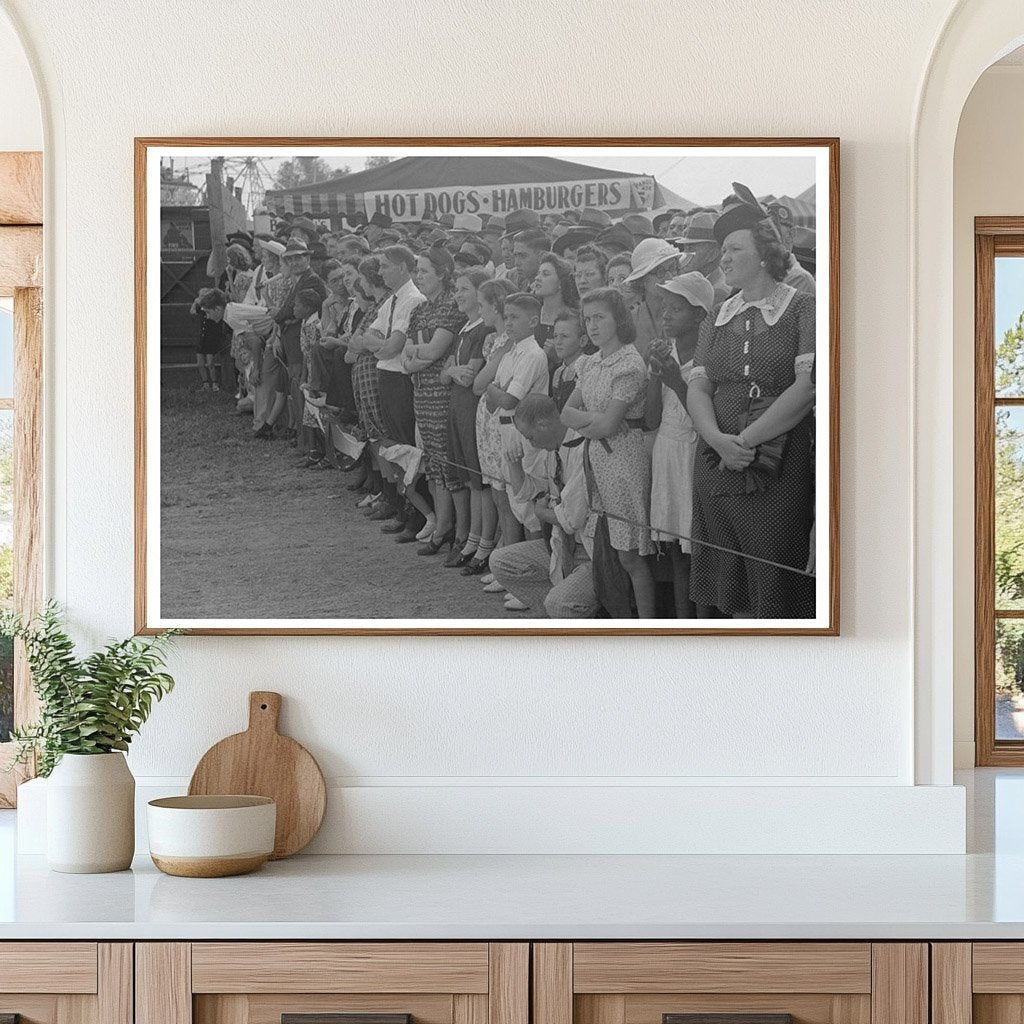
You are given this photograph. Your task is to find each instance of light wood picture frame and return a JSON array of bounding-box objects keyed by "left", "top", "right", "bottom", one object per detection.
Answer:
[{"left": 135, "top": 137, "right": 839, "bottom": 636}]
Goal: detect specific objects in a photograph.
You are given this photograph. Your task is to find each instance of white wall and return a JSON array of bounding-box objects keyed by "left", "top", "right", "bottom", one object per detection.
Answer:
[
  {"left": 0, "top": 6, "right": 40, "bottom": 151},
  {"left": 0, "top": 0, "right": 973, "bottom": 852},
  {"left": 952, "top": 65, "right": 1024, "bottom": 768}
]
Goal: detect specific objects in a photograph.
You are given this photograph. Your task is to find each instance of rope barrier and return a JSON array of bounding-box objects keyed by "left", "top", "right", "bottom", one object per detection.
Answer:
[{"left": 321, "top": 410, "right": 816, "bottom": 581}]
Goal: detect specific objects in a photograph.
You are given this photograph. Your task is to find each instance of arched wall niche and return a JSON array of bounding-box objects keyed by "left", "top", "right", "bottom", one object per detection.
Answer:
[{"left": 913, "top": 1, "right": 1024, "bottom": 784}]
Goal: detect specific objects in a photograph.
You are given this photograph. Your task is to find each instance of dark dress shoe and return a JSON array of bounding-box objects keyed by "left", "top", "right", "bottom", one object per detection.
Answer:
[
  {"left": 367, "top": 505, "right": 398, "bottom": 522},
  {"left": 394, "top": 526, "right": 420, "bottom": 543},
  {"left": 417, "top": 529, "right": 455, "bottom": 556},
  {"left": 380, "top": 519, "right": 407, "bottom": 534},
  {"left": 444, "top": 544, "right": 474, "bottom": 569},
  {"left": 404, "top": 510, "right": 427, "bottom": 535},
  {"left": 460, "top": 556, "right": 490, "bottom": 576}
]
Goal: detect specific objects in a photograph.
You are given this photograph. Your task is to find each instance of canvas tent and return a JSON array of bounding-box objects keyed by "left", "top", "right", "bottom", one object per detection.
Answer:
[
  {"left": 764, "top": 185, "right": 816, "bottom": 228},
  {"left": 264, "top": 155, "right": 692, "bottom": 224}
]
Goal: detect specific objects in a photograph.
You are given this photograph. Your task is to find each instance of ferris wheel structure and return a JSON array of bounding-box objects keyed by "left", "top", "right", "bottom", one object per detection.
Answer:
[{"left": 218, "top": 156, "right": 277, "bottom": 215}]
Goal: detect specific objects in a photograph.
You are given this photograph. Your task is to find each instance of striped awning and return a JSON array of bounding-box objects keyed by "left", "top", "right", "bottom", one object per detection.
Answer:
[
  {"left": 760, "top": 193, "right": 816, "bottom": 229},
  {"left": 266, "top": 191, "right": 363, "bottom": 217}
]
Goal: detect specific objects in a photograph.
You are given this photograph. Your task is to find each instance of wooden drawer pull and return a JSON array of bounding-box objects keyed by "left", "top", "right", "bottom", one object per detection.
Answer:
[
  {"left": 664, "top": 1016, "right": 795, "bottom": 1024},
  {"left": 283, "top": 1016, "right": 412, "bottom": 1024}
]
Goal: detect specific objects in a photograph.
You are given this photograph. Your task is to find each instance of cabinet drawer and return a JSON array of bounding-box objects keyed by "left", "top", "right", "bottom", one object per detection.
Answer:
[
  {"left": 0, "top": 942, "right": 98, "bottom": 993},
  {"left": 533, "top": 943, "right": 925, "bottom": 1024},
  {"left": 191, "top": 943, "right": 491, "bottom": 993},
  {"left": 973, "top": 943, "right": 1024, "bottom": 992},
  {"left": 0, "top": 943, "right": 130, "bottom": 1024},
  {"left": 572, "top": 944, "right": 872, "bottom": 994},
  {"left": 139, "top": 943, "right": 528, "bottom": 1024}
]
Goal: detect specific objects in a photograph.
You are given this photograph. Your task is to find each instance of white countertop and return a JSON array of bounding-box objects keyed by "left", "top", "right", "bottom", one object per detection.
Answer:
[
  {"left": 0, "top": 849, "right": 1022, "bottom": 941},
  {"left": 2, "top": 768, "right": 1022, "bottom": 941}
]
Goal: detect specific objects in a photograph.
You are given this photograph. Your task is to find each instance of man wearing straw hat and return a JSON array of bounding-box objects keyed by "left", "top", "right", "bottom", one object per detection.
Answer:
[
  {"left": 273, "top": 239, "right": 327, "bottom": 439},
  {"left": 670, "top": 210, "right": 730, "bottom": 305},
  {"left": 765, "top": 201, "right": 816, "bottom": 296}
]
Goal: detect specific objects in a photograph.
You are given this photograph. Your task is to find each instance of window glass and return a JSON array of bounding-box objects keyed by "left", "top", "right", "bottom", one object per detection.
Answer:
[
  {"left": 997, "top": 620, "right": 1024, "bottom": 740},
  {"left": 996, "top": 256, "right": 1024, "bottom": 397},
  {"left": 996, "top": 407, "right": 1024, "bottom": 611}
]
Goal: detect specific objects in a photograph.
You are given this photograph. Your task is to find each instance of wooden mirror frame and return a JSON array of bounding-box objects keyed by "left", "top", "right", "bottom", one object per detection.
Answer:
[{"left": 0, "top": 151, "right": 44, "bottom": 807}]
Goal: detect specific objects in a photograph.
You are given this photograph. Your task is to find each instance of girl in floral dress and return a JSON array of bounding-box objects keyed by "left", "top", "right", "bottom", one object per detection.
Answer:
[{"left": 561, "top": 287, "right": 656, "bottom": 618}]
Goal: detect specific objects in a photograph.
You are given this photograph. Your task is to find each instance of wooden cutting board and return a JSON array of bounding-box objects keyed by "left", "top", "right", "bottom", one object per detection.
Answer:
[{"left": 188, "top": 691, "right": 326, "bottom": 859}]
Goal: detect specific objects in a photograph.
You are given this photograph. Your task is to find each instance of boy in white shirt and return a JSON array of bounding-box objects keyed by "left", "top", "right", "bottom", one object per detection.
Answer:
[{"left": 485, "top": 293, "right": 550, "bottom": 591}]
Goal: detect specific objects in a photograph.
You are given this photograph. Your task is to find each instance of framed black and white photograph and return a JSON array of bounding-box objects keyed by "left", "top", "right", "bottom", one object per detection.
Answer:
[{"left": 135, "top": 137, "right": 838, "bottom": 635}]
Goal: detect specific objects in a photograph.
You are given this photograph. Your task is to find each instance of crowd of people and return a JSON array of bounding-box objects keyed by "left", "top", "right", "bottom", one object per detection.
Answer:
[{"left": 189, "top": 186, "right": 818, "bottom": 619}]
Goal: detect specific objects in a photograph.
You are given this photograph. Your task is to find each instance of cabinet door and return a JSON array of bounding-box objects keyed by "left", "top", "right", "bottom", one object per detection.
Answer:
[
  {"left": 0, "top": 943, "right": 131, "bottom": 1024},
  {"left": 533, "top": 944, "right": 928, "bottom": 1024},
  {"left": 947, "top": 943, "right": 1024, "bottom": 1024},
  {"left": 137, "top": 943, "right": 528, "bottom": 1024}
]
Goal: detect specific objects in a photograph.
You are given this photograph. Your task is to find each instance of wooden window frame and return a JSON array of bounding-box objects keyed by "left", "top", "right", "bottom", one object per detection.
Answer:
[
  {"left": 976, "top": 217, "right": 1024, "bottom": 765},
  {"left": 0, "top": 151, "right": 43, "bottom": 806}
]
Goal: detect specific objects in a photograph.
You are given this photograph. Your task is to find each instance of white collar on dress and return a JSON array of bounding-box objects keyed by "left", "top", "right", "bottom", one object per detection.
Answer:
[
  {"left": 461, "top": 317, "right": 483, "bottom": 333},
  {"left": 715, "top": 282, "right": 797, "bottom": 327},
  {"left": 393, "top": 279, "right": 422, "bottom": 302}
]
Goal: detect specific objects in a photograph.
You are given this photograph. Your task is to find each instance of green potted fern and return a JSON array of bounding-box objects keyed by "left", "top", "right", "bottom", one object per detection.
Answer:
[{"left": 1, "top": 603, "right": 179, "bottom": 873}]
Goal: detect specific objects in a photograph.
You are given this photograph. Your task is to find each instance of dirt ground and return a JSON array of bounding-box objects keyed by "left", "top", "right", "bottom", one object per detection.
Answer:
[{"left": 160, "top": 382, "right": 515, "bottom": 620}]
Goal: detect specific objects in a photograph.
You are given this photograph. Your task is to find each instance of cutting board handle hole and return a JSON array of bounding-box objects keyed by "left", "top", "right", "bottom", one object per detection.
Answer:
[{"left": 260, "top": 703, "right": 268, "bottom": 710}]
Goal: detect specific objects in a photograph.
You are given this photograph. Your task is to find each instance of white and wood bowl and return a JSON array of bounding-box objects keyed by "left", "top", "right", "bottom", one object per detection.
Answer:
[{"left": 147, "top": 795, "right": 276, "bottom": 877}]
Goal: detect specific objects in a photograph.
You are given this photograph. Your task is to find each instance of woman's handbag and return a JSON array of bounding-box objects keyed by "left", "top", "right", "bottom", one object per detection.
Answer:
[{"left": 737, "top": 383, "right": 789, "bottom": 484}]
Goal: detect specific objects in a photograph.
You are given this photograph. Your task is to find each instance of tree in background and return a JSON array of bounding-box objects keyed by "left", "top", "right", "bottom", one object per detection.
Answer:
[
  {"left": 997, "top": 309, "right": 1024, "bottom": 397},
  {"left": 996, "top": 311, "right": 1024, "bottom": 691},
  {"left": 274, "top": 157, "right": 349, "bottom": 190},
  {"left": 364, "top": 156, "right": 393, "bottom": 169}
]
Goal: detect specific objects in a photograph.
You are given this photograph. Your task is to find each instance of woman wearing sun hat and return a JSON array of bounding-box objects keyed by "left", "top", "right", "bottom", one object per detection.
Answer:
[
  {"left": 686, "top": 185, "right": 816, "bottom": 620},
  {"left": 620, "top": 237, "right": 688, "bottom": 360}
]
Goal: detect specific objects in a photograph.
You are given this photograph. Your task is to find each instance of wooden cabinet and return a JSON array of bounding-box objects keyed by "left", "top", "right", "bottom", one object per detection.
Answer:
[
  {"left": 135, "top": 944, "right": 528, "bottom": 1024},
  {"left": 932, "top": 943, "right": 1024, "bottom": 1024},
  {"left": 532, "top": 943, "right": 928, "bottom": 1024},
  {"left": 0, "top": 943, "right": 132, "bottom": 1024},
  {"left": 0, "top": 938, "right": 954, "bottom": 1024}
]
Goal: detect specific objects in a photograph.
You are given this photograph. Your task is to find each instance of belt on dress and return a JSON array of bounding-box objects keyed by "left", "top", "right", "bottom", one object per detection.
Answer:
[{"left": 596, "top": 417, "right": 647, "bottom": 453}]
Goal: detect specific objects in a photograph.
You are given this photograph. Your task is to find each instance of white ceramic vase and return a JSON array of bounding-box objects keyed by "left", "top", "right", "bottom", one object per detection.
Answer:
[{"left": 46, "top": 752, "right": 135, "bottom": 873}]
